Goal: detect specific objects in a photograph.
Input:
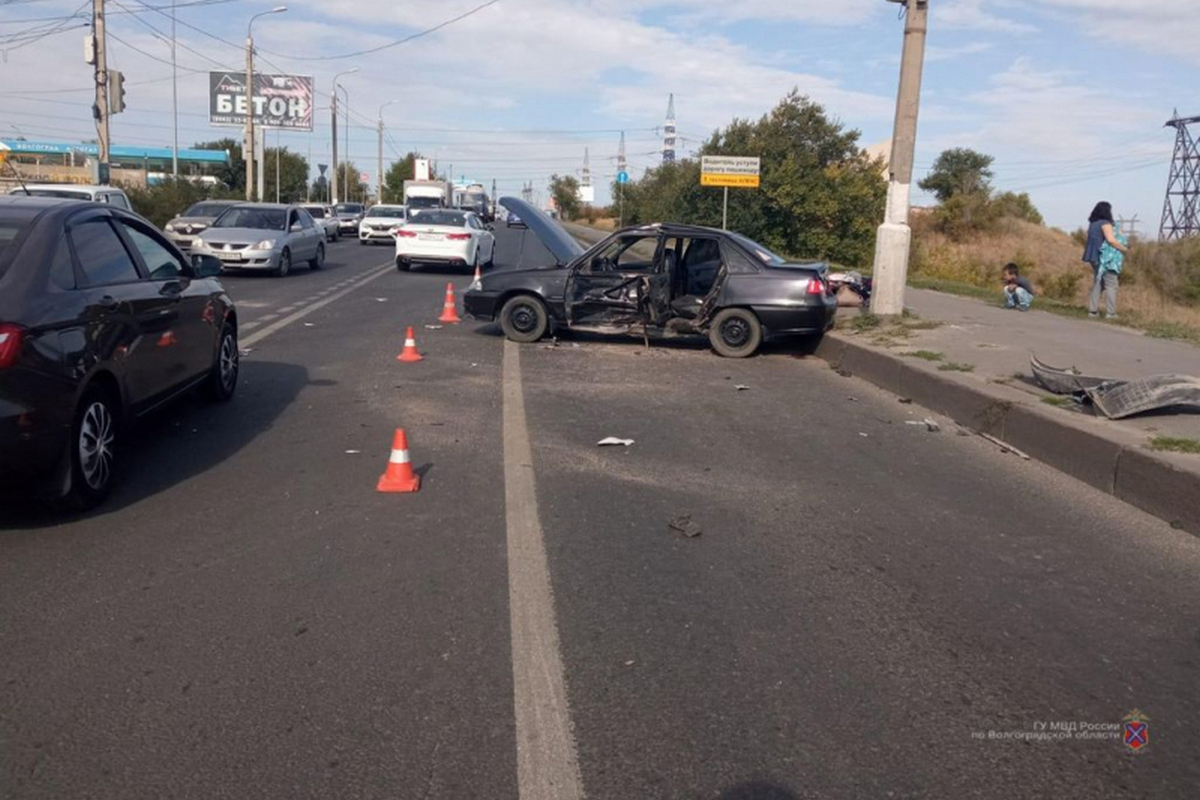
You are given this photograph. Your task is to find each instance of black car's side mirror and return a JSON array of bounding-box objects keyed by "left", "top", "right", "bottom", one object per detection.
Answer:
[{"left": 191, "top": 254, "right": 223, "bottom": 277}]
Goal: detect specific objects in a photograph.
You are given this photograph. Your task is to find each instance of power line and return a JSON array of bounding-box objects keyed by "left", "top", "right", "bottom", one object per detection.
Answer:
[{"left": 257, "top": 0, "right": 499, "bottom": 61}]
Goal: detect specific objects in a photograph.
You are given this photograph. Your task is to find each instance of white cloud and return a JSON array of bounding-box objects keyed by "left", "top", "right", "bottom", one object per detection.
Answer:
[
  {"left": 925, "top": 41, "right": 993, "bottom": 61},
  {"left": 938, "top": 0, "right": 1038, "bottom": 34},
  {"left": 1031, "top": 0, "right": 1200, "bottom": 63}
]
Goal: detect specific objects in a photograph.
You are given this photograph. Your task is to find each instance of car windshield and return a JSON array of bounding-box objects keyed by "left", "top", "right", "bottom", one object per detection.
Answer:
[
  {"left": 366, "top": 206, "right": 405, "bottom": 218},
  {"left": 729, "top": 232, "right": 787, "bottom": 265},
  {"left": 183, "top": 202, "right": 231, "bottom": 218},
  {"left": 406, "top": 196, "right": 442, "bottom": 209},
  {"left": 335, "top": 204, "right": 363, "bottom": 214},
  {"left": 408, "top": 210, "right": 466, "bottom": 227},
  {"left": 303, "top": 206, "right": 326, "bottom": 218},
  {"left": 11, "top": 188, "right": 93, "bottom": 201},
  {"left": 212, "top": 207, "right": 287, "bottom": 231}
]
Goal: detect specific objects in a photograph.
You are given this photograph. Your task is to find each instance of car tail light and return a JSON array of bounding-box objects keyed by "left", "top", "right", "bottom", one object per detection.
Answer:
[
  {"left": 446, "top": 233, "right": 470, "bottom": 241},
  {"left": 0, "top": 323, "right": 24, "bottom": 370},
  {"left": 806, "top": 277, "right": 827, "bottom": 296},
  {"left": 396, "top": 230, "right": 418, "bottom": 238}
]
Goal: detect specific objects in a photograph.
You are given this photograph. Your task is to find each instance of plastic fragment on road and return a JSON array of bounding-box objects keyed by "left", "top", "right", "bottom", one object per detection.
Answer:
[
  {"left": 905, "top": 418, "right": 941, "bottom": 432},
  {"left": 374, "top": 297, "right": 388, "bottom": 302},
  {"left": 859, "top": 432, "right": 869, "bottom": 437},
  {"left": 239, "top": 348, "right": 253, "bottom": 356},
  {"left": 734, "top": 384, "right": 751, "bottom": 391},
  {"left": 303, "top": 322, "right": 315, "bottom": 327},
  {"left": 345, "top": 449, "right": 361, "bottom": 454},
  {"left": 424, "top": 324, "right": 444, "bottom": 330},
  {"left": 597, "top": 437, "right": 634, "bottom": 446},
  {"left": 668, "top": 514, "right": 703, "bottom": 538}
]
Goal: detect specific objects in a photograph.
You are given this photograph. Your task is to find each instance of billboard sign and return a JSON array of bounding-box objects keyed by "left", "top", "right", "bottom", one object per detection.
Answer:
[
  {"left": 209, "top": 71, "right": 313, "bottom": 131},
  {"left": 700, "top": 155, "right": 760, "bottom": 188},
  {"left": 414, "top": 158, "right": 431, "bottom": 181},
  {"left": 577, "top": 185, "right": 595, "bottom": 203}
]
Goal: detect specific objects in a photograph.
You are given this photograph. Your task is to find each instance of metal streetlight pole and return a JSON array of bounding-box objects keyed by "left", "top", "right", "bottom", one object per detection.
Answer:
[
  {"left": 340, "top": 84, "right": 351, "bottom": 202},
  {"left": 330, "top": 66, "right": 357, "bottom": 204},
  {"left": 245, "top": 5, "right": 287, "bottom": 201},
  {"left": 377, "top": 100, "right": 397, "bottom": 204}
]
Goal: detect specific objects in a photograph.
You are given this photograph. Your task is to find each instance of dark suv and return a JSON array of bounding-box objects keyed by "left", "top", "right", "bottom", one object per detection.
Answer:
[{"left": 0, "top": 197, "right": 239, "bottom": 510}]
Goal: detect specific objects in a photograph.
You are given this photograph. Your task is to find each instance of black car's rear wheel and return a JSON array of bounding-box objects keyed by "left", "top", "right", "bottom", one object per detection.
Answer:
[
  {"left": 65, "top": 385, "right": 119, "bottom": 510},
  {"left": 204, "top": 322, "right": 239, "bottom": 402},
  {"left": 709, "top": 308, "right": 763, "bottom": 358},
  {"left": 499, "top": 295, "right": 549, "bottom": 343}
]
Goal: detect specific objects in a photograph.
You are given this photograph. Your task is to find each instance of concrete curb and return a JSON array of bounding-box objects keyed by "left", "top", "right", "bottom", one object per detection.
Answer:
[{"left": 815, "top": 333, "right": 1200, "bottom": 535}]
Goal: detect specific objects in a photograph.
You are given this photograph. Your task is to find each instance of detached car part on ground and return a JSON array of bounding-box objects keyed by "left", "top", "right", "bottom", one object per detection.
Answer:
[
  {"left": 1031, "top": 354, "right": 1200, "bottom": 419},
  {"left": 0, "top": 196, "right": 238, "bottom": 510},
  {"left": 463, "top": 198, "right": 837, "bottom": 358}
]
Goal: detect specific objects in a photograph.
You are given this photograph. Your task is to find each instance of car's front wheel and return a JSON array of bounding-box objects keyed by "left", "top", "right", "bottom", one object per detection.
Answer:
[
  {"left": 310, "top": 242, "right": 324, "bottom": 269},
  {"left": 204, "top": 322, "right": 239, "bottom": 401},
  {"left": 65, "top": 385, "right": 119, "bottom": 510},
  {"left": 708, "top": 308, "right": 763, "bottom": 358},
  {"left": 275, "top": 248, "right": 291, "bottom": 277},
  {"left": 499, "top": 294, "right": 549, "bottom": 343}
]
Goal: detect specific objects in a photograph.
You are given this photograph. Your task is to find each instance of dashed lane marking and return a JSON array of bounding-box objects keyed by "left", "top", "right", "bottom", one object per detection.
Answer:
[
  {"left": 240, "top": 262, "right": 394, "bottom": 348},
  {"left": 502, "top": 339, "right": 585, "bottom": 800}
]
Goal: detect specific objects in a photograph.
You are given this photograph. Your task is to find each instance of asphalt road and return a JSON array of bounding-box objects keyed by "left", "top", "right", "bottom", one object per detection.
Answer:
[{"left": 2, "top": 224, "right": 1198, "bottom": 799}]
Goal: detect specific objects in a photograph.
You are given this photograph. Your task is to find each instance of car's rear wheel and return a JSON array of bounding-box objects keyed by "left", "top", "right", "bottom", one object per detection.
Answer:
[
  {"left": 65, "top": 385, "right": 119, "bottom": 510},
  {"left": 499, "top": 294, "right": 549, "bottom": 343},
  {"left": 275, "top": 248, "right": 291, "bottom": 277},
  {"left": 709, "top": 308, "right": 763, "bottom": 358},
  {"left": 204, "top": 322, "right": 239, "bottom": 402},
  {"left": 396, "top": 257, "right": 410, "bottom": 272},
  {"left": 310, "top": 242, "right": 324, "bottom": 269}
]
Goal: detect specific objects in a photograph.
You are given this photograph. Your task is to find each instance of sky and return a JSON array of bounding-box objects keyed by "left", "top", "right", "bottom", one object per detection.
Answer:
[{"left": 0, "top": 0, "right": 1195, "bottom": 232}]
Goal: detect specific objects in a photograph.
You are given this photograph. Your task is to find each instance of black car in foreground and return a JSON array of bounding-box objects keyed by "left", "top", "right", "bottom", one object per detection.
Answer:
[
  {"left": 0, "top": 196, "right": 238, "bottom": 510},
  {"left": 463, "top": 198, "right": 837, "bottom": 357}
]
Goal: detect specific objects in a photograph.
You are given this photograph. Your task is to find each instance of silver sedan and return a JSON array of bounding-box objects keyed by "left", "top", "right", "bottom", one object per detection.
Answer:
[{"left": 193, "top": 203, "right": 326, "bottom": 277}]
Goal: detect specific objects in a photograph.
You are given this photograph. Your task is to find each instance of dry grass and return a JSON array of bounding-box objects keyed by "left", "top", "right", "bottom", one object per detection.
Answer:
[{"left": 911, "top": 217, "right": 1200, "bottom": 342}]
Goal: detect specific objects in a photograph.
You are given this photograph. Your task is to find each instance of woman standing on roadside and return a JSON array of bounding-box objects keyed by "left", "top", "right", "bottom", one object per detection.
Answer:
[{"left": 1082, "top": 201, "right": 1129, "bottom": 319}]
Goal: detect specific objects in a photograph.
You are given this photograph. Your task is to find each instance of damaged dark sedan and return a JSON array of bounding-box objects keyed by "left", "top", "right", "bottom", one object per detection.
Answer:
[{"left": 463, "top": 198, "right": 837, "bottom": 358}]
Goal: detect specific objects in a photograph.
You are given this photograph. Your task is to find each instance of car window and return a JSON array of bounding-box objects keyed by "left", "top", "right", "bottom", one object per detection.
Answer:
[
  {"left": 728, "top": 232, "right": 786, "bottom": 265},
  {"left": 722, "top": 242, "right": 760, "bottom": 275},
  {"left": 304, "top": 206, "right": 325, "bottom": 218},
  {"left": 70, "top": 219, "right": 141, "bottom": 285},
  {"left": 408, "top": 210, "right": 466, "bottom": 227},
  {"left": 107, "top": 194, "right": 131, "bottom": 210},
  {"left": 185, "top": 202, "right": 232, "bottom": 217},
  {"left": 587, "top": 234, "right": 658, "bottom": 273},
  {"left": 213, "top": 207, "right": 286, "bottom": 230},
  {"left": 121, "top": 222, "right": 185, "bottom": 280},
  {"left": 49, "top": 240, "right": 77, "bottom": 290},
  {"left": 0, "top": 223, "right": 21, "bottom": 278}
]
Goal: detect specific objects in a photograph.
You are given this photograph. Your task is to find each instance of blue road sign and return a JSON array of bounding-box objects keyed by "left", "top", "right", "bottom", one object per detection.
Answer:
[{"left": 617, "top": 171, "right": 629, "bottom": 184}]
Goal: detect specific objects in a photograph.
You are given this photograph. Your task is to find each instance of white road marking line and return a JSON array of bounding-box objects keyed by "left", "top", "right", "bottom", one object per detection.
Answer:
[
  {"left": 502, "top": 339, "right": 585, "bottom": 800},
  {"left": 240, "top": 263, "right": 394, "bottom": 348}
]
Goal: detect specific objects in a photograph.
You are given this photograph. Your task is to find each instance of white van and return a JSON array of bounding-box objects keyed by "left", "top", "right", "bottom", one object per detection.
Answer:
[{"left": 8, "top": 183, "right": 133, "bottom": 209}]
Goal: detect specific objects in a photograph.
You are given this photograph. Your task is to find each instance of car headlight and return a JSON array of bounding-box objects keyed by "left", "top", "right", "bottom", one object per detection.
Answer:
[
  {"left": 165, "top": 222, "right": 176, "bottom": 231},
  {"left": 253, "top": 239, "right": 277, "bottom": 250},
  {"left": 192, "top": 238, "right": 206, "bottom": 249}
]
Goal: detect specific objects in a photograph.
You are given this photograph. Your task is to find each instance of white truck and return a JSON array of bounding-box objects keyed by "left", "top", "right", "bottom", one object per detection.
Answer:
[{"left": 403, "top": 179, "right": 451, "bottom": 210}]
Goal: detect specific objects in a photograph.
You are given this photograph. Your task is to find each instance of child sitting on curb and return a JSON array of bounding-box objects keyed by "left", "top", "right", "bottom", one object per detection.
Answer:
[{"left": 1002, "top": 263, "right": 1034, "bottom": 312}]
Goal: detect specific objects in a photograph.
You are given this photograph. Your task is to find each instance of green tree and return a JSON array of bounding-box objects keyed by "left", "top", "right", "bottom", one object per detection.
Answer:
[
  {"left": 262, "top": 146, "right": 309, "bottom": 203},
  {"left": 383, "top": 152, "right": 433, "bottom": 204},
  {"left": 990, "top": 191, "right": 1044, "bottom": 225},
  {"left": 619, "top": 89, "right": 887, "bottom": 265},
  {"left": 548, "top": 173, "right": 581, "bottom": 220},
  {"left": 918, "top": 148, "right": 994, "bottom": 203},
  {"left": 194, "top": 138, "right": 244, "bottom": 194},
  {"left": 334, "top": 161, "right": 368, "bottom": 204}
]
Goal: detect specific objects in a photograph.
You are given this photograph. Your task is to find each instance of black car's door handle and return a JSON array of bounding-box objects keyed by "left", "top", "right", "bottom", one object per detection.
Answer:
[{"left": 98, "top": 295, "right": 121, "bottom": 311}]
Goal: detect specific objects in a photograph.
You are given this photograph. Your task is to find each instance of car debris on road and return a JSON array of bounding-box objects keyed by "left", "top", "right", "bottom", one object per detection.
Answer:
[
  {"left": 1031, "top": 354, "right": 1200, "bottom": 419},
  {"left": 597, "top": 437, "right": 635, "bottom": 446},
  {"left": 668, "top": 514, "right": 703, "bottom": 538}
]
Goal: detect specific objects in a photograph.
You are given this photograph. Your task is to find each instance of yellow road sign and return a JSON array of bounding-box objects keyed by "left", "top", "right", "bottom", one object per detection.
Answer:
[{"left": 700, "top": 173, "right": 760, "bottom": 188}]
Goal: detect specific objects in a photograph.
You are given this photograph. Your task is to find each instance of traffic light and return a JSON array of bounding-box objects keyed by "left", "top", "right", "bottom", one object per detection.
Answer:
[{"left": 108, "top": 71, "right": 126, "bottom": 115}]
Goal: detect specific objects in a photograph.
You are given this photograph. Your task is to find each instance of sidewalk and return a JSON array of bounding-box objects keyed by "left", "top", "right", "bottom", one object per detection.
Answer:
[{"left": 817, "top": 288, "right": 1200, "bottom": 533}]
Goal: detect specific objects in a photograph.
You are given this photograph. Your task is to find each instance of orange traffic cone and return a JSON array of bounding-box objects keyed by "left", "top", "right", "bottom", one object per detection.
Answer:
[
  {"left": 396, "top": 326, "right": 423, "bottom": 362},
  {"left": 377, "top": 428, "right": 420, "bottom": 493},
  {"left": 438, "top": 282, "right": 462, "bottom": 324}
]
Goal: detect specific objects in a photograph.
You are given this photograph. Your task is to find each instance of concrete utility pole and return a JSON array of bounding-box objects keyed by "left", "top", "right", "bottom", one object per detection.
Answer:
[
  {"left": 92, "top": 0, "right": 110, "bottom": 184},
  {"left": 171, "top": 0, "right": 178, "bottom": 178},
  {"left": 871, "top": 0, "right": 929, "bottom": 316}
]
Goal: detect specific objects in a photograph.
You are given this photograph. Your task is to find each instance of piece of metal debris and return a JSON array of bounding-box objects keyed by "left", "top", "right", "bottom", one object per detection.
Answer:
[
  {"left": 905, "top": 418, "right": 940, "bottom": 432},
  {"left": 424, "top": 324, "right": 444, "bottom": 330},
  {"left": 1032, "top": 354, "right": 1200, "bottom": 419},
  {"left": 978, "top": 432, "right": 1031, "bottom": 460},
  {"left": 344, "top": 449, "right": 361, "bottom": 454},
  {"left": 597, "top": 437, "right": 634, "bottom": 446},
  {"left": 303, "top": 322, "right": 315, "bottom": 327},
  {"left": 734, "top": 384, "right": 751, "bottom": 391},
  {"left": 668, "top": 514, "right": 703, "bottom": 538}
]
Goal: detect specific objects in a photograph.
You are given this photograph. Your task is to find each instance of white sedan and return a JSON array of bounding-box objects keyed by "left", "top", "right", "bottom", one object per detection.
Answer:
[
  {"left": 394, "top": 208, "right": 495, "bottom": 273},
  {"left": 359, "top": 204, "right": 407, "bottom": 245}
]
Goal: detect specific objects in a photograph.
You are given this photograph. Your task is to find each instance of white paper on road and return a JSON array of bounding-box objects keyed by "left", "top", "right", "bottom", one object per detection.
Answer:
[{"left": 597, "top": 437, "right": 634, "bottom": 446}]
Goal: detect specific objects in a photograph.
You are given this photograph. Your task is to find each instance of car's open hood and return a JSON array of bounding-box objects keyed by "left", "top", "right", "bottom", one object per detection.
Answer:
[{"left": 498, "top": 196, "right": 584, "bottom": 266}]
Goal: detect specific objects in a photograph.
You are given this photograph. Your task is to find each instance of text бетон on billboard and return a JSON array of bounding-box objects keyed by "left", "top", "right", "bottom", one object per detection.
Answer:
[{"left": 209, "top": 72, "right": 313, "bottom": 131}]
